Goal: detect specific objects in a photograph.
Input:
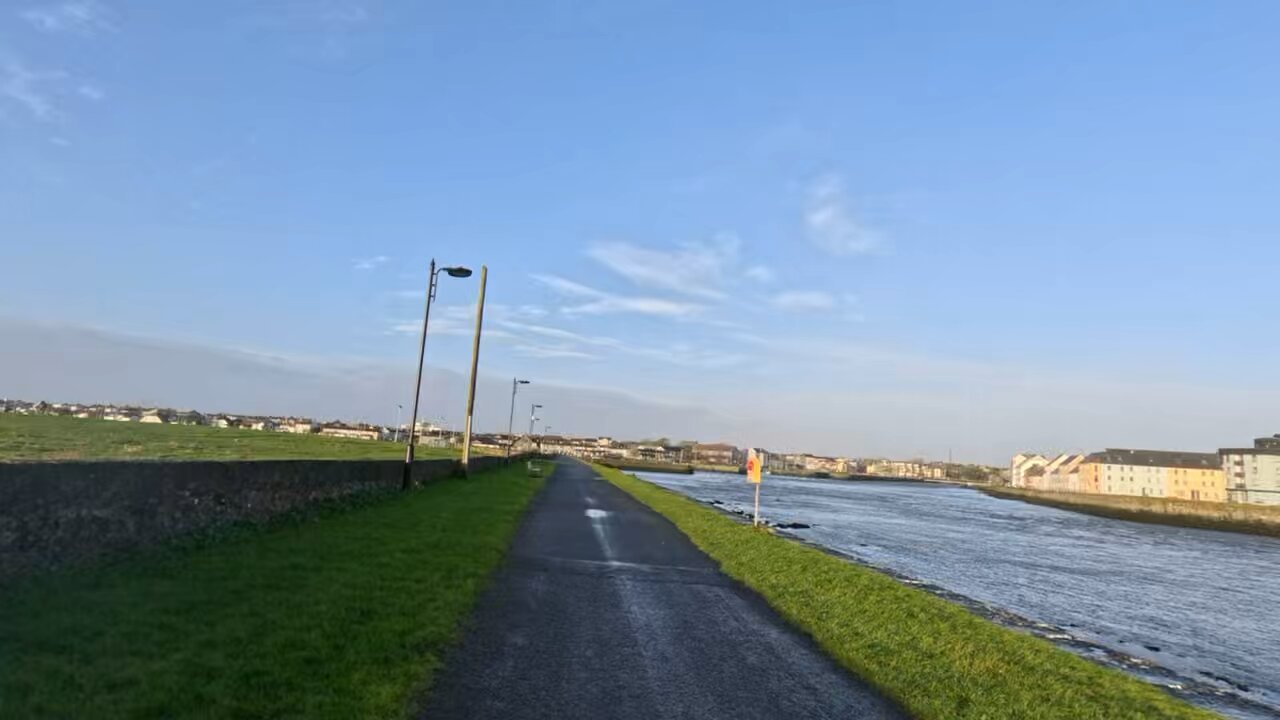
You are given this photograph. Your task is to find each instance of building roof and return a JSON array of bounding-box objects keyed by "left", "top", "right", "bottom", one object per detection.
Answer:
[{"left": 1087, "top": 448, "right": 1220, "bottom": 469}]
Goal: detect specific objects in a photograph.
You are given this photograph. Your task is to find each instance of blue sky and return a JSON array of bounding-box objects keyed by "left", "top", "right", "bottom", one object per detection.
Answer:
[{"left": 3, "top": 1, "right": 1279, "bottom": 461}]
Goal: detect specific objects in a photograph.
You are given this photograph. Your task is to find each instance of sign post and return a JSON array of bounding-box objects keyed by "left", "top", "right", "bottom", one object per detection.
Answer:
[{"left": 746, "top": 448, "right": 763, "bottom": 527}]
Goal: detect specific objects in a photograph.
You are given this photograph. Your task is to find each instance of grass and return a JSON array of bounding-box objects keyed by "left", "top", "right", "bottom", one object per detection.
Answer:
[
  {"left": 596, "top": 465, "right": 1216, "bottom": 720},
  {"left": 0, "top": 414, "right": 456, "bottom": 461},
  {"left": 0, "top": 461, "right": 547, "bottom": 719}
]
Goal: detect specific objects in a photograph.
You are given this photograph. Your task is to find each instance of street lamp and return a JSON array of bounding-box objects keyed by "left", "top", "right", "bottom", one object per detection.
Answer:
[
  {"left": 403, "top": 259, "right": 472, "bottom": 489},
  {"left": 460, "top": 266, "right": 488, "bottom": 474},
  {"left": 529, "top": 403, "right": 542, "bottom": 437},
  {"left": 507, "top": 378, "right": 530, "bottom": 460},
  {"left": 393, "top": 404, "right": 403, "bottom": 443}
]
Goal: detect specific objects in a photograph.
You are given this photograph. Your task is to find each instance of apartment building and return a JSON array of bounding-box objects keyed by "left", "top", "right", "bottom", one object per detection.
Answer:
[
  {"left": 1086, "top": 449, "right": 1221, "bottom": 499},
  {"left": 1221, "top": 435, "right": 1280, "bottom": 505}
]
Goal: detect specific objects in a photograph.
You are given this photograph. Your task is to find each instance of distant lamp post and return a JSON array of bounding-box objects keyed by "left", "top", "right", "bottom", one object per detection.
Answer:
[
  {"left": 507, "top": 378, "right": 530, "bottom": 460},
  {"left": 460, "top": 266, "right": 488, "bottom": 474},
  {"left": 394, "top": 404, "right": 403, "bottom": 443},
  {"left": 529, "top": 403, "right": 542, "bottom": 437},
  {"left": 403, "top": 260, "right": 472, "bottom": 489}
]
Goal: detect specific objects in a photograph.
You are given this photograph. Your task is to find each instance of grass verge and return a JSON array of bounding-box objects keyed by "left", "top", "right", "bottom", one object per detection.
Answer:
[
  {"left": 0, "top": 414, "right": 457, "bottom": 461},
  {"left": 0, "top": 461, "right": 547, "bottom": 719},
  {"left": 597, "top": 465, "right": 1215, "bottom": 720}
]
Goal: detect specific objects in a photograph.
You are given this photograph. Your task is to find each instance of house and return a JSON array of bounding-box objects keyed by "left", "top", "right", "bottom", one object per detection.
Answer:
[
  {"left": 1221, "top": 435, "right": 1280, "bottom": 505},
  {"left": 281, "top": 419, "right": 317, "bottom": 434},
  {"left": 103, "top": 407, "right": 140, "bottom": 422},
  {"left": 318, "top": 423, "right": 381, "bottom": 441},
  {"left": 244, "top": 418, "right": 277, "bottom": 432},
  {"left": 1040, "top": 454, "right": 1085, "bottom": 493},
  {"left": 174, "top": 410, "right": 206, "bottom": 426},
  {"left": 140, "top": 408, "right": 176, "bottom": 424},
  {"left": 1010, "top": 453, "right": 1049, "bottom": 488}
]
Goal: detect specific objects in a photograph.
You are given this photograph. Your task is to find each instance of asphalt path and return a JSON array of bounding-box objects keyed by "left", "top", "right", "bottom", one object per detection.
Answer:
[{"left": 420, "top": 459, "right": 904, "bottom": 720}]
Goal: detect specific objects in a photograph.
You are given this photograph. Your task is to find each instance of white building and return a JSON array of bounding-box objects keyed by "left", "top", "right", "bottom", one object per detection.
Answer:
[
  {"left": 1222, "top": 435, "right": 1280, "bottom": 505},
  {"left": 1010, "top": 453, "right": 1049, "bottom": 488}
]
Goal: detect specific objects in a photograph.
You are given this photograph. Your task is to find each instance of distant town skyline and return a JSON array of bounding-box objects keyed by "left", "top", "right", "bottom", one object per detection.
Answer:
[{"left": 4, "top": 3, "right": 1279, "bottom": 463}]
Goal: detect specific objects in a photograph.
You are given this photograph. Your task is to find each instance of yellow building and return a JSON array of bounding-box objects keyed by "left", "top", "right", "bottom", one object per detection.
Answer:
[
  {"left": 1078, "top": 460, "right": 1102, "bottom": 494},
  {"left": 1167, "top": 465, "right": 1227, "bottom": 502}
]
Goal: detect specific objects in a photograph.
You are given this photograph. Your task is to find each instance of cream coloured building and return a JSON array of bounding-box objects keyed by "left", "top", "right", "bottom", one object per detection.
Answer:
[
  {"left": 1087, "top": 449, "right": 1220, "bottom": 499},
  {"left": 1221, "top": 435, "right": 1280, "bottom": 505}
]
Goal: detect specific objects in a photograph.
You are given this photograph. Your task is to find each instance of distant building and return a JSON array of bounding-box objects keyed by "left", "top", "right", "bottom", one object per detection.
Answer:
[
  {"left": 1085, "top": 449, "right": 1221, "bottom": 499},
  {"left": 174, "top": 410, "right": 205, "bottom": 426},
  {"left": 1040, "top": 454, "right": 1085, "bottom": 493},
  {"left": 318, "top": 424, "right": 380, "bottom": 441},
  {"left": 694, "top": 443, "right": 741, "bottom": 467},
  {"left": 1010, "top": 453, "right": 1050, "bottom": 488},
  {"left": 140, "top": 408, "right": 175, "bottom": 424},
  {"left": 281, "top": 419, "right": 317, "bottom": 434},
  {"left": 1221, "top": 435, "right": 1280, "bottom": 505}
]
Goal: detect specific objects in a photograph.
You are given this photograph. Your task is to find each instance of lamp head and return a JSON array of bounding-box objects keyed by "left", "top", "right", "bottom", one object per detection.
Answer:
[{"left": 442, "top": 266, "right": 472, "bottom": 278}]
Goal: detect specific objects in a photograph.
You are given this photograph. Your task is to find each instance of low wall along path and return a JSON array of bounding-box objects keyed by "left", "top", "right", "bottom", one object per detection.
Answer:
[{"left": 0, "top": 455, "right": 521, "bottom": 580}]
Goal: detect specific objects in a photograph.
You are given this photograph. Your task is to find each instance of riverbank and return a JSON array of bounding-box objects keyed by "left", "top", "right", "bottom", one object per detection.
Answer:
[
  {"left": 983, "top": 486, "right": 1280, "bottom": 538},
  {"left": 597, "top": 458, "right": 693, "bottom": 474},
  {"left": 0, "top": 462, "right": 546, "bottom": 719},
  {"left": 599, "top": 466, "right": 1214, "bottom": 720}
]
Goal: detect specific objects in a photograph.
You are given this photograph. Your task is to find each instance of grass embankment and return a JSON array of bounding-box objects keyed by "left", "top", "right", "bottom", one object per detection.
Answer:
[
  {"left": 0, "top": 414, "right": 455, "bottom": 461},
  {"left": 597, "top": 466, "right": 1214, "bottom": 720},
  {"left": 983, "top": 486, "right": 1280, "bottom": 538},
  {"left": 598, "top": 458, "right": 694, "bottom": 474},
  {"left": 0, "top": 462, "right": 547, "bottom": 719}
]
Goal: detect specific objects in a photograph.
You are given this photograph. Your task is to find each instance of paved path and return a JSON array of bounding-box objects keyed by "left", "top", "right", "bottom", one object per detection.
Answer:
[{"left": 421, "top": 459, "right": 904, "bottom": 720}]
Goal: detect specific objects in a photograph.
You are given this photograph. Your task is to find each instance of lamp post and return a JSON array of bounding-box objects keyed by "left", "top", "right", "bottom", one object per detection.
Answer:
[
  {"left": 461, "top": 266, "right": 488, "bottom": 474},
  {"left": 529, "top": 403, "right": 542, "bottom": 436},
  {"left": 393, "top": 404, "right": 403, "bottom": 443},
  {"left": 403, "top": 260, "right": 472, "bottom": 490},
  {"left": 507, "top": 378, "right": 530, "bottom": 460}
]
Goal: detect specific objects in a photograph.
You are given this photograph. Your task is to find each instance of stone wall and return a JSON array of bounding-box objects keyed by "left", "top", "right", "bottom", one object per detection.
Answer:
[
  {"left": 983, "top": 486, "right": 1280, "bottom": 536},
  {"left": 0, "top": 456, "right": 528, "bottom": 581}
]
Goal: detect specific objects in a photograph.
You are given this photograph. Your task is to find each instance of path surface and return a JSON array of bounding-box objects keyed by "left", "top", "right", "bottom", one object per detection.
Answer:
[{"left": 421, "top": 459, "right": 903, "bottom": 720}]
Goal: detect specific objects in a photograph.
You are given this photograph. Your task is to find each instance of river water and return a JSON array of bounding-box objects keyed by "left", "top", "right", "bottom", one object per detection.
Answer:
[{"left": 636, "top": 471, "right": 1280, "bottom": 719}]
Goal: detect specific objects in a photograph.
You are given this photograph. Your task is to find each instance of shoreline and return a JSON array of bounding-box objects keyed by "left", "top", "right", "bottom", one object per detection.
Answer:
[{"left": 981, "top": 487, "right": 1280, "bottom": 538}]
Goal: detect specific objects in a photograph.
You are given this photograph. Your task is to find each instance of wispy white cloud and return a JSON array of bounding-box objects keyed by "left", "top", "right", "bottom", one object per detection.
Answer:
[
  {"left": 20, "top": 1, "right": 115, "bottom": 35},
  {"left": 513, "top": 344, "right": 600, "bottom": 360},
  {"left": 744, "top": 265, "right": 775, "bottom": 283},
  {"left": 0, "top": 61, "right": 60, "bottom": 121},
  {"left": 76, "top": 83, "right": 104, "bottom": 101},
  {"left": 531, "top": 273, "right": 703, "bottom": 318},
  {"left": 805, "top": 174, "right": 884, "bottom": 256},
  {"left": 353, "top": 255, "right": 389, "bottom": 271},
  {"left": 587, "top": 235, "right": 741, "bottom": 300},
  {"left": 493, "top": 317, "right": 743, "bottom": 369},
  {"left": 772, "top": 290, "right": 837, "bottom": 311}
]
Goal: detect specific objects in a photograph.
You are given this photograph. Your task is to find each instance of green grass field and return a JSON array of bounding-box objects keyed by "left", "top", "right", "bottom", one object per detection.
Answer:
[
  {"left": 597, "top": 465, "right": 1215, "bottom": 720},
  {"left": 0, "top": 461, "right": 546, "bottom": 719},
  {"left": 0, "top": 414, "right": 455, "bottom": 461}
]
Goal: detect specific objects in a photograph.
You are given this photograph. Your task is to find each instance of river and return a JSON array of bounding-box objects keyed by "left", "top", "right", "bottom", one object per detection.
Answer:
[{"left": 636, "top": 471, "right": 1280, "bottom": 719}]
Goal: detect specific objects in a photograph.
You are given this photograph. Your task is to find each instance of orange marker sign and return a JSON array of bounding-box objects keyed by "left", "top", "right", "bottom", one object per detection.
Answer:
[{"left": 746, "top": 448, "right": 763, "bottom": 484}]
